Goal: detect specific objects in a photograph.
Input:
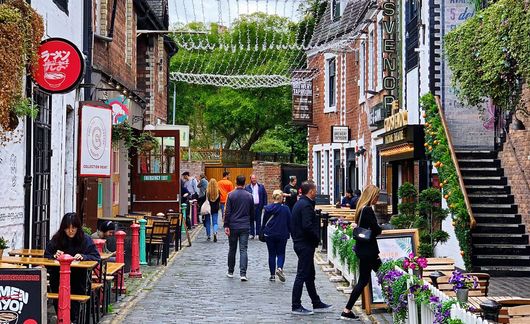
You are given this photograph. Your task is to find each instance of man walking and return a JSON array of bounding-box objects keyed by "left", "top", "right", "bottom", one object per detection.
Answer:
[
  {"left": 291, "top": 180, "right": 332, "bottom": 315},
  {"left": 197, "top": 173, "right": 208, "bottom": 210},
  {"left": 218, "top": 171, "right": 235, "bottom": 217},
  {"left": 224, "top": 175, "right": 254, "bottom": 281},
  {"left": 182, "top": 172, "right": 199, "bottom": 199},
  {"left": 245, "top": 174, "right": 267, "bottom": 239}
]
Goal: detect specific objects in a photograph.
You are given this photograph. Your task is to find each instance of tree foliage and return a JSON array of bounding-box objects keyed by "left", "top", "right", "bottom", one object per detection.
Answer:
[
  {"left": 445, "top": 0, "right": 530, "bottom": 112},
  {"left": 170, "top": 10, "right": 322, "bottom": 154}
]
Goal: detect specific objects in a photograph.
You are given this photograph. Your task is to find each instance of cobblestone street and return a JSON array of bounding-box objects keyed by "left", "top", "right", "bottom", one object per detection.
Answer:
[{"left": 117, "top": 227, "right": 387, "bottom": 323}]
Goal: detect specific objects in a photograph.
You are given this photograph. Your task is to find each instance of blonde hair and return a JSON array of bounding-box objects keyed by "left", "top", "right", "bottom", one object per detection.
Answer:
[
  {"left": 207, "top": 178, "right": 220, "bottom": 201},
  {"left": 353, "top": 184, "right": 381, "bottom": 223},
  {"left": 272, "top": 190, "right": 283, "bottom": 202}
]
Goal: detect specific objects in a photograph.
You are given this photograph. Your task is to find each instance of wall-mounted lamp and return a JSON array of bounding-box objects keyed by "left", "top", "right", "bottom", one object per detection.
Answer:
[{"left": 355, "top": 146, "right": 367, "bottom": 156}]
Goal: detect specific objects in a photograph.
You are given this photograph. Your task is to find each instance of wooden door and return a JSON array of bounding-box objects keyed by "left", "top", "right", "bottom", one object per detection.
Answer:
[
  {"left": 131, "top": 130, "right": 180, "bottom": 214},
  {"left": 205, "top": 166, "right": 253, "bottom": 185}
]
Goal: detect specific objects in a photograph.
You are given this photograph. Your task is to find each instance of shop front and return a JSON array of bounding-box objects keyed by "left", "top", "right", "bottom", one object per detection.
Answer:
[{"left": 377, "top": 111, "right": 428, "bottom": 215}]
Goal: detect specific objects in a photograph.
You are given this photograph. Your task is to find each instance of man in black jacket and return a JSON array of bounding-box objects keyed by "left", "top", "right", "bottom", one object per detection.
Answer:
[
  {"left": 224, "top": 175, "right": 255, "bottom": 281},
  {"left": 290, "top": 180, "right": 332, "bottom": 315}
]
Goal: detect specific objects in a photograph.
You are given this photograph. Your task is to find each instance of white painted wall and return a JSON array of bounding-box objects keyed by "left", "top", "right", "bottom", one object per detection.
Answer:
[
  {"left": 435, "top": 194, "right": 465, "bottom": 269},
  {"left": 406, "top": 68, "right": 420, "bottom": 125},
  {"left": 31, "top": 2, "right": 85, "bottom": 236}
]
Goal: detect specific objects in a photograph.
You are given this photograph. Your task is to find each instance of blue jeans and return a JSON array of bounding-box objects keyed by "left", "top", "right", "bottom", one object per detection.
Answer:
[
  {"left": 265, "top": 237, "right": 287, "bottom": 275},
  {"left": 204, "top": 212, "right": 219, "bottom": 237},
  {"left": 228, "top": 228, "right": 249, "bottom": 276},
  {"left": 249, "top": 205, "right": 263, "bottom": 236}
]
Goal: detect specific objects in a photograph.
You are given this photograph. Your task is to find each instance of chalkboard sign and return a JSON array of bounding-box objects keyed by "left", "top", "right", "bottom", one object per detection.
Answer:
[
  {"left": 0, "top": 268, "right": 46, "bottom": 323},
  {"left": 362, "top": 229, "right": 419, "bottom": 314}
]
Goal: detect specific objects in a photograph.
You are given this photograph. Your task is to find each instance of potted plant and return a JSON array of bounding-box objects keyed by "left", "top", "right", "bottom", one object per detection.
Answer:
[
  {"left": 403, "top": 253, "right": 428, "bottom": 278},
  {"left": 163, "top": 146, "right": 175, "bottom": 156},
  {"left": 0, "top": 236, "right": 9, "bottom": 257},
  {"left": 137, "top": 132, "right": 159, "bottom": 153},
  {"left": 448, "top": 270, "right": 478, "bottom": 303}
]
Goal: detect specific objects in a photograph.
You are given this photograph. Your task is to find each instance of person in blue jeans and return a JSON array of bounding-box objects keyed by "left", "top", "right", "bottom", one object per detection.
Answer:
[
  {"left": 262, "top": 190, "right": 291, "bottom": 282},
  {"left": 224, "top": 175, "right": 255, "bottom": 281},
  {"left": 204, "top": 178, "right": 221, "bottom": 242}
]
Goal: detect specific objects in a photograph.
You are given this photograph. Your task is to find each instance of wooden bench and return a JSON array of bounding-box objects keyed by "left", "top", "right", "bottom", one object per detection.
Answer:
[
  {"left": 48, "top": 292, "right": 90, "bottom": 324},
  {"left": 422, "top": 257, "right": 455, "bottom": 280},
  {"left": 496, "top": 298, "right": 530, "bottom": 323}
]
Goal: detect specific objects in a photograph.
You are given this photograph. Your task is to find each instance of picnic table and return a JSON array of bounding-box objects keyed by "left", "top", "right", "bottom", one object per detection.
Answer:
[
  {"left": 9, "top": 249, "right": 114, "bottom": 261},
  {"left": 467, "top": 296, "right": 519, "bottom": 313}
]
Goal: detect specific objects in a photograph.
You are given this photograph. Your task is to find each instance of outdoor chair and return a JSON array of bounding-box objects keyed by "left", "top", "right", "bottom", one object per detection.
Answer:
[
  {"left": 146, "top": 221, "right": 170, "bottom": 265},
  {"left": 435, "top": 275, "right": 485, "bottom": 297},
  {"left": 507, "top": 305, "right": 530, "bottom": 324},
  {"left": 167, "top": 213, "right": 181, "bottom": 252}
]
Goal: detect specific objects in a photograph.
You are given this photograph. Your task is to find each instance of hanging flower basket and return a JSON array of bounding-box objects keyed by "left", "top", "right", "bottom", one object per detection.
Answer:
[{"left": 164, "top": 146, "right": 175, "bottom": 156}]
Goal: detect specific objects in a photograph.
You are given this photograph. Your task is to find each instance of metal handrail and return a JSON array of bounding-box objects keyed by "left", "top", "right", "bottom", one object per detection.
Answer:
[{"left": 435, "top": 96, "right": 476, "bottom": 228}]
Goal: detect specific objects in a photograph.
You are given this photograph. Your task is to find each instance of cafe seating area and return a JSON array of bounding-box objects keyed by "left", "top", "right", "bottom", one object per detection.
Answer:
[{"left": 0, "top": 209, "right": 186, "bottom": 324}]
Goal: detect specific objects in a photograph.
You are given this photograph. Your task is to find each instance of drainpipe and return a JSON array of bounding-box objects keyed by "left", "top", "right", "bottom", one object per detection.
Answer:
[
  {"left": 166, "top": 37, "right": 178, "bottom": 124},
  {"left": 23, "top": 0, "right": 32, "bottom": 248},
  {"left": 94, "top": 0, "right": 118, "bottom": 42},
  {"left": 83, "top": 0, "right": 93, "bottom": 100}
]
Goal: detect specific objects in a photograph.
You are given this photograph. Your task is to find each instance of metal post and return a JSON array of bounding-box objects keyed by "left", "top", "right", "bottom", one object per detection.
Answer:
[
  {"left": 139, "top": 219, "right": 147, "bottom": 265},
  {"left": 172, "top": 82, "right": 176, "bottom": 125},
  {"left": 57, "top": 254, "right": 74, "bottom": 324},
  {"left": 129, "top": 223, "right": 142, "bottom": 278},
  {"left": 115, "top": 230, "right": 126, "bottom": 293},
  {"left": 93, "top": 239, "right": 106, "bottom": 254},
  {"left": 192, "top": 200, "right": 198, "bottom": 226},
  {"left": 181, "top": 203, "right": 187, "bottom": 233}
]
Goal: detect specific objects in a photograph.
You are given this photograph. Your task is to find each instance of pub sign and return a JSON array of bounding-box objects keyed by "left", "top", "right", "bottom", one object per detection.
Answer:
[
  {"left": 332, "top": 126, "right": 350, "bottom": 143},
  {"left": 292, "top": 70, "right": 313, "bottom": 124}
]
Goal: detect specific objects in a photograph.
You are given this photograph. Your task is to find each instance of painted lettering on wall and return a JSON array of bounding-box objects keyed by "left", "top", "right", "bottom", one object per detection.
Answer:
[{"left": 383, "top": 0, "right": 397, "bottom": 113}]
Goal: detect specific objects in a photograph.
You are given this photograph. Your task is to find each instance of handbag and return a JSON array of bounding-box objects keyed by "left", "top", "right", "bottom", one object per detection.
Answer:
[
  {"left": 259, "top": 212, "right": 275, "bottom": 242},
  {"left": 200, "top": 199, "right": 211, "bottom": 216},
  {"left": 353, "top": 207, "right": 372, "bottom": 242}
]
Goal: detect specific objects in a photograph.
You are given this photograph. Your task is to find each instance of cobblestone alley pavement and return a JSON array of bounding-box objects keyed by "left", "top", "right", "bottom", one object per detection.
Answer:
[{"left": 119, "top": 227, "right": 390, "bottom": 323}]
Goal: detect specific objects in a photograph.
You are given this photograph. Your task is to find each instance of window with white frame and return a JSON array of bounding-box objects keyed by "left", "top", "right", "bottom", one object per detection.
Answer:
[
  {"left": 359, "top": 41, "right": 366, "bottom": 102},
  {"left": 331, "top": 0, "right": 348, "bottom": 20},
  {"left": 125, "top": 0, "right": 133, "bottom": 66},
  {"left": 316, "top": 152, "right": 322, "bottom": 194},
  {"left": 324, "top": 54, "right": 337, "bottom": 112},
  {"left": 368, "top": 31, "right": 375, "bottom": 91},
  {"left": 377, "top": 19, "right": 384, "bottom": 90}
]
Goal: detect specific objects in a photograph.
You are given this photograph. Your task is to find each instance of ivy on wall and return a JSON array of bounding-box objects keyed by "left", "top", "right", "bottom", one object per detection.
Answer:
[
  {"left": 421, "top": 93, "right": 472, "bottom": 270},
  {"left": 445, "top": 0, "right": 530, "bottom": 112},
  {"left": 0, "top": 0, "right": 44, "bottom": 139}
]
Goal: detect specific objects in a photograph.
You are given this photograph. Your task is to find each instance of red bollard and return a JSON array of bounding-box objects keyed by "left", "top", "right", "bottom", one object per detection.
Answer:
[
  {"left": 57, "top": 254, "right": 74, "bottom": 324},
  {"left": 93, "top": 239, "right": 106, "bottom": 254},
  {"left": 129, "top": 223, "right": 142, "bottom": 278},
  {"left": 115, "top": 230, "right": 126, "bottom": 293}
]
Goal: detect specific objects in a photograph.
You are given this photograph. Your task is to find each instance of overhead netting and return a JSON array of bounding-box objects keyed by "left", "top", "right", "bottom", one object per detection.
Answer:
[{"left": 169, "top": 0, "right": 356, "bottom": 88}]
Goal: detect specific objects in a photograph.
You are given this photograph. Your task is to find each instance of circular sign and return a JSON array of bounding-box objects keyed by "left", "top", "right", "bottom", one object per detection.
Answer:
[
  {"left": 34, "top": 38, "right": 85, "bottom": 94},
  {"left": 87, "top": 116, "right": 107, "bottom": 160}
]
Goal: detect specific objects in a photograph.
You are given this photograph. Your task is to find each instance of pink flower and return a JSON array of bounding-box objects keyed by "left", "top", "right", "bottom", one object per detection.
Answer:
[
  {"left": 409, "top": 253, "right": 415, "bottom": 259},
  {"left": 403, "top": 260, "right": 410, "bottom": 268},
  {"left": 409, "top": 263, "right": 416, "bottom": 270}
]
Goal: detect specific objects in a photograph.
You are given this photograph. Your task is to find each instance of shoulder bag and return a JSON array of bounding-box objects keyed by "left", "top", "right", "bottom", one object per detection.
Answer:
[
  {"left": 353, "top": 207, "right": 372, "bottom": 242},
  {"left": 259, "top": 213, "right": 275, "bottom": 242}
]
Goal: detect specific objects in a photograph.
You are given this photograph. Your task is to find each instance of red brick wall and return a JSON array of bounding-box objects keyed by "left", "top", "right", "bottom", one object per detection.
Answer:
[
  {"left": 499, "top": 131, "right": 530, "bottom": 232},
  {"left": 93, "top": 1, "right": 137, "bottom": 91},
  {"left": 252, "top": 161, "right": 282, "bottom": 203}
]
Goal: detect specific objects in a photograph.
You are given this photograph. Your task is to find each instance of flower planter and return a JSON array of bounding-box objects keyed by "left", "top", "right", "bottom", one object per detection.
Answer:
[{"left": 456, "top": 288, "right": 469, "bottom": 303}]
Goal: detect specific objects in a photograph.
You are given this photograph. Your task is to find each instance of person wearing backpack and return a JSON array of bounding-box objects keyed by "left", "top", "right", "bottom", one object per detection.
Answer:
[
  {"left": 261, "top": 190, "right": 291, "bottom": 282},
  {"left": 201, "top": 178, "right": 221, "bottom": 242}
]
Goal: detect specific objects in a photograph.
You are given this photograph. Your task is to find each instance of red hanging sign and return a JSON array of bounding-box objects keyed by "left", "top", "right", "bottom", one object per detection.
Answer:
[{"left": 34, "top": 38, "right": 84, "bottom": 94}]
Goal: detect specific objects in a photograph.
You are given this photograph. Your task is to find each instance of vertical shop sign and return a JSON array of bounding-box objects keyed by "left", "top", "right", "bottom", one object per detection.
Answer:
[
  {"left": 79, "top": 102, "right": 112, "bottom": 177},
  {"left": 292, "top": 70, "right": 314, "bottom": 124},
  {"left": 382, "top": 0, "right": 397, "bottom": 113}
]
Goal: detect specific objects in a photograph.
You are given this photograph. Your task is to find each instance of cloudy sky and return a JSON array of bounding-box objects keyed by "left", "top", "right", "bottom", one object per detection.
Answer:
[{"left": 169, "top": 0, "right": 302, "bottom": 27}]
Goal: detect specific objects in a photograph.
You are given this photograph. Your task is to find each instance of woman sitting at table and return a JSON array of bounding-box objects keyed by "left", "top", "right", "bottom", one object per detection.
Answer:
[{"left": 45, "top": 212, "right": 100, "bottom": 323}]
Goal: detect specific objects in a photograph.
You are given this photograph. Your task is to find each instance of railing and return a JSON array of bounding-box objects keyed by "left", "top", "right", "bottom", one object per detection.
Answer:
[
  {"left": 397, "top": 265, "right": 490, "bottom": 324},
  {"left": 326, "top": 225, "right": 357, "bottom": 285},
  {"left": 179, "top": 148, "right": 294, "bottom": 164},
  {"left": 435, "top": 96, "right": 476, "bottom": 228}
]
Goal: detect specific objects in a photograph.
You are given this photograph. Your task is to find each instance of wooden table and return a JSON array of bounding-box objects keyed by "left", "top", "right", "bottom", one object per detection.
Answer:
[
  {"left": 0, "top": 262, "right": 25, "bottom": 268},
  {"left": 0, "top": 256, "right": 98, "bottom": 269},
  {"left": 9, "top": 249, "right": 46, "bottom": 257}
]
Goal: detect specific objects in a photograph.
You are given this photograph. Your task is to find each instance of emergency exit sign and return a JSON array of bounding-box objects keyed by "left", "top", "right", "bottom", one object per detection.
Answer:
[{"left": 141, "top": 175, "right": 172, "bottom": 182}]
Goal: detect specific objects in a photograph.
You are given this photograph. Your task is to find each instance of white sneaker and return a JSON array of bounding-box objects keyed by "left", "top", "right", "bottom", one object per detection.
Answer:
[
  {"left": 226, "top": 272, "right": 234, "bottom": 278},
  {"left": 240, "top": 275, "right": 248, "bottom": 281}
]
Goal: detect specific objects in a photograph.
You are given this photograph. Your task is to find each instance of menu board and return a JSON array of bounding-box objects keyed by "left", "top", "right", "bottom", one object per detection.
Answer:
[{"left": 0, "top": 268, "right": 46, "bottom": 323}]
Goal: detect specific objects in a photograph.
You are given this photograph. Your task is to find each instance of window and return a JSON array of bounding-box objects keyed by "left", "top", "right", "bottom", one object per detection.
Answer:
[
  {"left": 368, "top": 31, "right": 375, "bottom": 91},
  {"left": 53, "top": 0, "right": 68, "bottom": 15},
  {"left": 377, "top": 19, "right": 384, "bottom": 90},
  {"left": 359, "top": 41, "right": 366, "bottom": 102},
  {"left": 332, "top": 0, "right": 348, "bottom": 20},
  {"left": 138, "top": 137, "right": 176, "bottom": 174},
  {"left": 405, "top": 0, "right": 419, "bottom": 71},
  {"left": 324, "top": 54, "right": 337, "bottom": 112}
]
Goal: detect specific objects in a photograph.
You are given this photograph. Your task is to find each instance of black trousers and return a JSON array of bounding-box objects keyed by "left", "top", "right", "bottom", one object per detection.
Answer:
[
  {"left": 292, "top": 242, "right": 321, "bottom": 309},
  {"left": 345, "top": 255, "right": 382, "bottom": 310}
]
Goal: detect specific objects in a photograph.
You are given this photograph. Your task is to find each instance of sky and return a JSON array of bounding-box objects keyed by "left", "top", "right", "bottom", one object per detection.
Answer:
[{"left": 169, "top": 0, "right": 302, "bottom": 27}]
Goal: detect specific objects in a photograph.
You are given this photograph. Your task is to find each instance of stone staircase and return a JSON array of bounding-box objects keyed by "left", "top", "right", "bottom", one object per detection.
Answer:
[{"left": 457, "top": 151, "right": 530, "bottom": 276}]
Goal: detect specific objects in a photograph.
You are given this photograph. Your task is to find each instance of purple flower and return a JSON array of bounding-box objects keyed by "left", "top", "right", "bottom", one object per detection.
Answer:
[{"left": 429, "top": 296, "right": 440, "bottom": 303}]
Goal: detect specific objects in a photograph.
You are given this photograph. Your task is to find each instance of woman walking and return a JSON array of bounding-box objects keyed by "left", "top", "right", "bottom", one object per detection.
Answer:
[
  {"left": 204, "top": 178, "right": 221, "bottom": 242},
  {"left": 45, "top": 212, "right": 101, "bottom": 323},
  {"left": 262, "top": 190, "right": 291, "bottom": 282},
  {"left": 340, "top": 184, "right": 383, "bottom": 320}
]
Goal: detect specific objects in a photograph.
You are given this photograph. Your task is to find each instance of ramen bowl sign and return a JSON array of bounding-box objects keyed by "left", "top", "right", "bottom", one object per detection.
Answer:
[{"left": 34, "top": 38, "right": 84, "bottom": 94}]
